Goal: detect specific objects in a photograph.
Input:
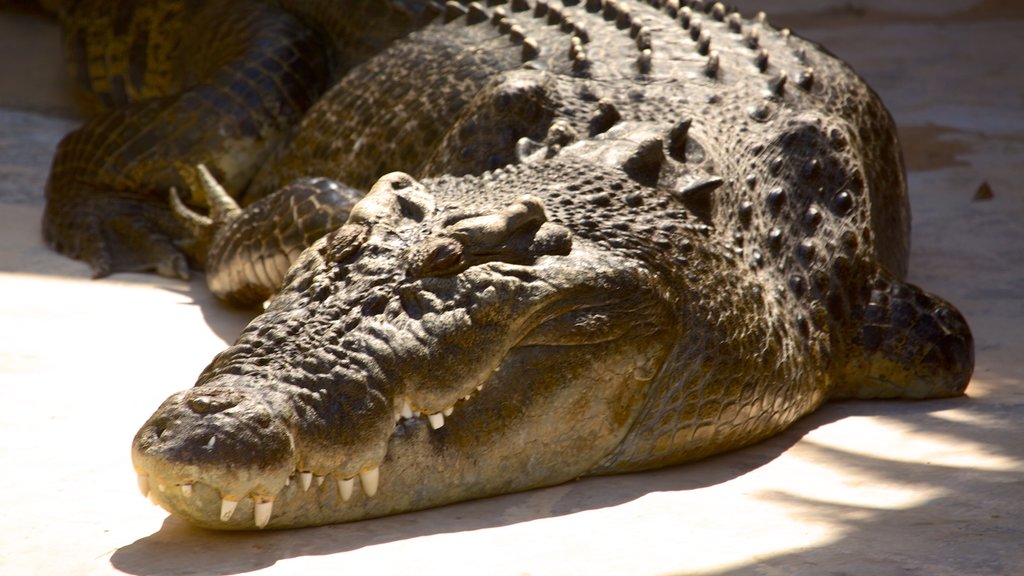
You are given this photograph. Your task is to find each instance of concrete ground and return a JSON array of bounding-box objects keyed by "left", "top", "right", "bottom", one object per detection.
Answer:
[{"left": 0, "top": 2, "right": 1021, "bottom": 575}]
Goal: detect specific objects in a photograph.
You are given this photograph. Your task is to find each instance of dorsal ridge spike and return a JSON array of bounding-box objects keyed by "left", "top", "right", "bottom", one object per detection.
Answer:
[
  {"left": 673, "top": 175, "right": 724, "bottom": 223},
  {"left": 677, "top": 6, "right": 691, "bottom": 28},
  {"left": 589, "top": 98, "right": 622, "bottom": 136},
  {"left": 569, "top": 35, "right": 585, "bottom": 61},
  {"left": 466, "top": 2, "right": 488, "bottom": 24},
  {"left": 726, "top": 12, "right": 742, "bottom": 33},
  {"left": 443, "top": 1, "right": 467, "bottom": 23},
  {"left": 521, "top": 36, "right": 540, "bottom": 61},
  {"left": 637, "top": 48, "right": 653, "bottom": 75},
  {"left": 623, "top": 136, "right": 666, "bottom": 187},
  {"left": 696, "top": 29, "right": 711, "bottom": 55},
  {"left": 711, "top": 2, "right": 726, "bottom": 20},
  {"left": 797, "top": 67, "right": 815, "bottom": 90},
  {"left": 704, "top": 50, "right": 720, "bottom": 78},
  {"left": 667, "top": 117, "right": 692, "bottom": 161},
  {"left": 616, "top": 6, "right": 633, "bottom": 30},
  {"left": 509, "top": 24, "right": 526, "bottom": 43},
  {"left": 546, "top": 4, "right": 563, "bottom": 25},
  {"left": 745, "top": 27, "right": 760, "bottom": 49},
  {"left": 635, "top": 26, "right": 651, "bottom": 51},
  {"left": 665, "top": 0, "right": 680, "bottom": 19},
  {"left": 770, "top": 71, "right": 788, "bottom": 95},
  {"left": 755, "top": 48, "right": 769, "bottom": 72}
]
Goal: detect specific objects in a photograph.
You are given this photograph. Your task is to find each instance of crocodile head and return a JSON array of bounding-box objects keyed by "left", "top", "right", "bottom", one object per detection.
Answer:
[{"left": 132, "top": 172, "right": 677, "bottom": 529}]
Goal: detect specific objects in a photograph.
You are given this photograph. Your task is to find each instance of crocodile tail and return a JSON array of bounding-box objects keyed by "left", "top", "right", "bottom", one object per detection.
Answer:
[{"left": 831, "top": 272, "right": 974, "bottom": 400}]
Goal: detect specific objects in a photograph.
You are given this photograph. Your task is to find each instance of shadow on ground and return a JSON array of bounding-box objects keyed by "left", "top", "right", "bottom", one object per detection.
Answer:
[{"left": 106, "top": 393, "right": 1022, "bottom": 576}]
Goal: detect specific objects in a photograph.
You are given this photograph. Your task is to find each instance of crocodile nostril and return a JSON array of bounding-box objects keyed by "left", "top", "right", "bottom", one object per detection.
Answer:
[{"left": 187, "top": 395, "right": 236, "bottom": 414}]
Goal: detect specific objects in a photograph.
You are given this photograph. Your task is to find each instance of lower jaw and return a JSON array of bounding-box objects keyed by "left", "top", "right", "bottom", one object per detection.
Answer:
[{"left": 141, "top": 471, "right": 408, "bottom": 530}]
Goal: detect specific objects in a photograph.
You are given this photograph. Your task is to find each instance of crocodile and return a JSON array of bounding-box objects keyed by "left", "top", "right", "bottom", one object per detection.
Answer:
[{"left": 40, "top": 0, "right": 973, "bottom": 529}]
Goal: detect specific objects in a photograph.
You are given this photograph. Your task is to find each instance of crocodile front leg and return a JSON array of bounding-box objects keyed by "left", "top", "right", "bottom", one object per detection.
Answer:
[{"left": 42, "top": 0, "right": 332, "bottom": 278}]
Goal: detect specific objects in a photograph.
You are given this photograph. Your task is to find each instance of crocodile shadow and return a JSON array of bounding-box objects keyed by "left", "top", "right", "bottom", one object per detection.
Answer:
[{"left": 109, "top": 397, "right": 973, "bottom": 576}]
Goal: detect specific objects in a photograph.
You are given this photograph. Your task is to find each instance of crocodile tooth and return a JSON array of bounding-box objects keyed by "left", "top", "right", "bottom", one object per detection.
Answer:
[
  {"left": 463, "top": 394, "right": 472, "bottom": 401},
  {"left": 137, "top": 473, "right": 150, "bottom": 498},
  {"left": 284, "top": 475, "right": 291, "bottom": 487},
  {"left": 428, "top": 412, "right": 445, "bottom": 429},
  {"left": 400, "top": 398, "right": 414, "bottom": 419},
  {"left": 180, "top": 483, "right": 193, "bottom": 497},
  {"left": 220, "top": 498, "right": 238, "bottom": 521},
  {"left": 254, "top": 500, "right": 273, "bottom": 529},
  {"left": 360, "top": 468, "right": 380, "bottom": 497},
  {"left": 476, "top": 384, "right": 484, "bottom": 392},
  {"left": 443, "top": 406, "right": 454, "bottom": 417},
  {"left": 338, "top": 478, "right": 354, "bottom": 501},
  {"left": 316, "top": 475, "right": 325, "bottom": 487},
  {"left": 300, "top": 471, "right": 313, "bottom": 492}
]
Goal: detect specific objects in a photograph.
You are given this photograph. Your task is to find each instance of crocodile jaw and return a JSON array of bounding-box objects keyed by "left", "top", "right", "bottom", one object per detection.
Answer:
[
  {"left": 133, "top": 323, "right": 672, "bottom": 529},
  {"left": 132, "top": 229, "right": 675, "bottom": 529}
]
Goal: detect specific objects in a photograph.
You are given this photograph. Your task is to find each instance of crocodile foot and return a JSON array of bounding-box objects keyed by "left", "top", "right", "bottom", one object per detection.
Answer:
[
  {"left": 172, "top": 165, "right": 361, "bottom": 306},
  {"left": 42, "top": 189, "right": 191, "bottom": 280}
]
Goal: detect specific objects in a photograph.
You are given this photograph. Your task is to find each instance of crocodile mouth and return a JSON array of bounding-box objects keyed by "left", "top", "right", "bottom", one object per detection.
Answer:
[
  {"left": 133, "top": 283, "right": 670, "bottom": 530},
  {"left": 133, "top": 371, "right": 494, "bottom": 529}
]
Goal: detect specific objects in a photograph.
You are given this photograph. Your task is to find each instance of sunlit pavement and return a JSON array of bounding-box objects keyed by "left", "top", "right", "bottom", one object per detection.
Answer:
[{"left": 1, "top": 2, "right": 1021, "bottom": 574}]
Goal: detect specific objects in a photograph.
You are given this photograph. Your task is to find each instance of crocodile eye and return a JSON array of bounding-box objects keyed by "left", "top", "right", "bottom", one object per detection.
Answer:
[{"left": 411, "top": 237, "right": 464, "bottom": 276}]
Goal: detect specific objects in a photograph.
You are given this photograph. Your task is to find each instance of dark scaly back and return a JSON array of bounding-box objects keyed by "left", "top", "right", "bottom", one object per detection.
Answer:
[{"left": 282, "top": 0, "right": 917, "bottom": 470}]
